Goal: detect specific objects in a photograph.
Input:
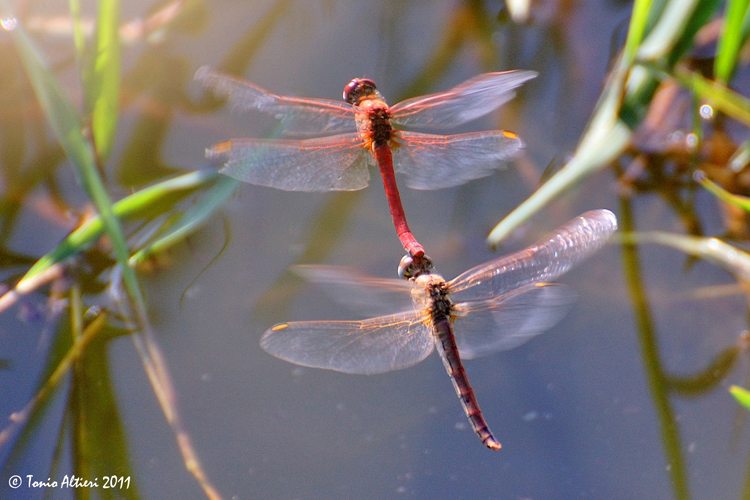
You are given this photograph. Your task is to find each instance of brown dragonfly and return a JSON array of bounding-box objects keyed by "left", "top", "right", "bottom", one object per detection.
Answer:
[{"left": 261, "top": 210, "right": 618, "bottom": 450}]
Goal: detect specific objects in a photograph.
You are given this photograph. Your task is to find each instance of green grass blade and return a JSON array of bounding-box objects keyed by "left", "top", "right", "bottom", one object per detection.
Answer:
[
  {"left": 486, "top": 112, "right": 630, "bottom": 246},
  {"left": 85, "top": 0, "right": 121, "bottom": 161},
  {"left": 730, "top": 385, "right": 750, "bottom": 410},
  {"left": 624, "top": 0, "right": 659, "bottom": 62},
  {"left": 694, "top": 170, "right": 750, "bottom": 212},
  {"left": 715, "top": 0, "right": 750, "bottom": 83},
  {"left": 19, "top": 170, "right": 219, "bottom": 284},
  {"left": 130, "top": 176, "right": 237, "bottom": 265},
  {"left": 637, "top": 0, "right": 699, "bottom": 60},
  {"left": 670, "top": 65, "right": 750, "bottom": 127}
]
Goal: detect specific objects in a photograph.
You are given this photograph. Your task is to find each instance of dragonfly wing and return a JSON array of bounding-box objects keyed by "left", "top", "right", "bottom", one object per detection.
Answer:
[
  {"left": 392, "top": 131, "right": 523, "bottom": 190},
  {"left": 389, "top": 71, "right": 537, "bottom": 130},
  {"left": 209, "top": 134, "right": 371, "bottom": 191},
  {"left": 449, "top": 210, "right": 618, "bottom": 302},
  {"left": 292, "top": 265, "right": 415, "bottom": 317},
  {"left": 195, "top": 66, "right": 357, "bottom": 135},
  {"left": 261, "top": 312, "right": 435, "bottom": 374},
  {"left": 452, "top": 283, "right": 575, "bottom": 360}
]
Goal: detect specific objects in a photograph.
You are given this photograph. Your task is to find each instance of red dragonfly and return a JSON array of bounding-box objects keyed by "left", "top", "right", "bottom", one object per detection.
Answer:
[
  {"left": 260, "top": 210, "right": 618, "bottom": 450},
  {"left": 196, "top": 67, "right": 536, "bottom": 260}
]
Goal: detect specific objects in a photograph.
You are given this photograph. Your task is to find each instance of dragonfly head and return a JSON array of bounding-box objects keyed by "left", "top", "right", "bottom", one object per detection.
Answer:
[
  {"left": 343, "top": 78, "right": 380, "bottom": 105},
  {"left": 398, "top": 254, "right": 434, "bottom": 280}
]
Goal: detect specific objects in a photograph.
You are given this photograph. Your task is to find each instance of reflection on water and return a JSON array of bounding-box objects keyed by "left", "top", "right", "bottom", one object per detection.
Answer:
[{"left": 1, "top": 1, "right": 750, "bottom": 499}]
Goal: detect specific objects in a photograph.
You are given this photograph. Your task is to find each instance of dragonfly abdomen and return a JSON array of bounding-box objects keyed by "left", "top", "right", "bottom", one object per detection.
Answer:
[
  {"left": 369, "top": 122, "right": 425, "bottom": 259},
  {"left": 432, "top": 313, "right": 502, "bottom": 451}
]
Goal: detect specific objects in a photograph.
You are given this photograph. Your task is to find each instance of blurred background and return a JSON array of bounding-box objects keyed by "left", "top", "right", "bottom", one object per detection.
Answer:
[{"left": 1, "top": 0, "right": 749, "bottom": 499}]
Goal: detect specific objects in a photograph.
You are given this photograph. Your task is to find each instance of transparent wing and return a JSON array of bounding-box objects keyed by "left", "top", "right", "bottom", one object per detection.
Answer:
[
  {"left": 452, "top": 283, "right": 575, "bottom": 359},
  {"left": 292, "top": 265, "right": 415, "bottom": 317},
  {"left": 208, "top": 134, "right": 372, "bottom": 191},
  {"left": 391, "top": 131, "right": 523, "bottom": 189},
  {"left": 260, "top": 312, "right": 435, "bottom": 375},
  {"left": 389, "top": 71, "right": 537, "bottom": 130},
  {"left": 195, "top": 66, "right": 358, "bottom": 136},
  {"left": 449, "top": 210, "right": 618, "bottom": 302}
]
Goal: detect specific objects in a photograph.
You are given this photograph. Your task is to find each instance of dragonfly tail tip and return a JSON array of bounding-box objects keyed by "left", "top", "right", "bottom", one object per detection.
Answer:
[{"left": 484, "top": 437, "right": 502, "bottom": 451}]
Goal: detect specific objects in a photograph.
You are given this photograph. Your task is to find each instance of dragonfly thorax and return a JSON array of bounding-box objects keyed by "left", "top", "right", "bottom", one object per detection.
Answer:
[
  {"left": 350, "top": 97, "right": 395, "bottom": 149},
  {"left": 367, "top": 106, "right": 393, "bottom": 146},
  {"left": 412, "top": 274, "right": 453, "bottom": 320}
]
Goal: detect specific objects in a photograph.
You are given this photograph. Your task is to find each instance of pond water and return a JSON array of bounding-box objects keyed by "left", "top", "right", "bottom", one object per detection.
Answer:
[{"left": 1, "top": 1, "right": 749, "bottom": 499}]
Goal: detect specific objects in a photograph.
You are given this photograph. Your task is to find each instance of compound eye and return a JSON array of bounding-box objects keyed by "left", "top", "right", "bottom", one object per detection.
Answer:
[
  {"left": 398, "top": 254, "right": 433, "bottom": 280},
  {"left": 343, "top": 79, "right": 358, "bottom": 103},
  {"left": 343, "top": 78, "right": 378, "bottom": 104},
  {"left": 398, "top": 255, "right": 414, "bottom": 279}
]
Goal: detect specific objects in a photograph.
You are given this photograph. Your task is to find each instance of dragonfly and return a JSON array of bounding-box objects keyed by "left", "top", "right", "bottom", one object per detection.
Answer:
[
  {"left": 196, "top": 67, "right": 536, "bottom": 261},
  {"left": 261, "top": 210, "right": 618, "bottom": 450}
]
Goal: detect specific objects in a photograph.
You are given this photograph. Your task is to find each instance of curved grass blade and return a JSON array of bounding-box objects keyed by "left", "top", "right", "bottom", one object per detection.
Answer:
[
  {"left": 0, "top": 170, "right": 219, "bottom": 315},
  {"left": 669, "top": 65, "right": 750, "bottom": 127},
  {"left": 486, "top": 91, "right": 630, "bottom": 246},
  {"left": 694, "top": 170, "right": 750, "bottom": 212},
  {"left": 7, "top": 170, "right": 219, "bottom": 301},
  {"left": 129, "top": 175, "right": 237, "bottom": 265},
  {"left": 665, "top": 346, "right": 739, "bottom": 395},
  {"left": 618, "top": 230, "right": 750, "bottom": 280}
]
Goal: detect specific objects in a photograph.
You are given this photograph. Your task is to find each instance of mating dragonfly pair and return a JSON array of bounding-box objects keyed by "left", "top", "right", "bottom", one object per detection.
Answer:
[{"left": 197, "top": 68, "right": 618, "bottom": 450}]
